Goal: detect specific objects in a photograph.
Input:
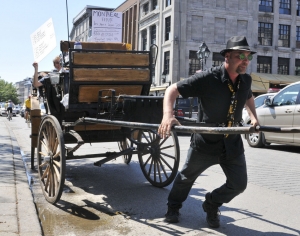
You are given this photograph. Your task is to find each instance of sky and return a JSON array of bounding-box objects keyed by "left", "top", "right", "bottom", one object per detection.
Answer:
[{"left": 0, "top": 0, "right": 125, "bottom": 84}]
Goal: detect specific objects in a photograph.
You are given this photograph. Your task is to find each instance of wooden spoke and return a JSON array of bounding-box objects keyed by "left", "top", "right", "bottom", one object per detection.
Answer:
[
  {"left": 52, "top": 138, "right": 58, "bottom": 154},
  {"left": 45, "top": 169, "right": 50, "bottom": 192},
  {"left": 39, "top": 151, "right": 48, "bottom": 156},
  {"left": 53, "top": 160, "right": 61, "bottom": 168},
  {"left": 158, "top": 155, "right": 173, "bottom": 170},
  {"left": 157, "top": 158, "right": 169, "bottom": 178},
  {"left": 39, "top": 162, "right": 48, "bottom": 168},
  {"left": 147, "top": 159, "right": 154, "bottom": 177},
  {"left": 42, "top": 131, "right": 49, "bottom": 149},
  {"left": 41, "top": 140, "right": 49, "bottom": 153},
  {"left": 53, "top": 164, "right": 60, "bottom": 181},
  {"left": 41, "top": 166, "right": 49, "bottom": 180},
  {"left": 53, "top": 151, "right": 61, "bottom": 159},
  {"left": 155, "top": 160, "right": 163, "bottom": 183},
  {"left": 160, "top": 151, "right": 176, "bottom": 159}
]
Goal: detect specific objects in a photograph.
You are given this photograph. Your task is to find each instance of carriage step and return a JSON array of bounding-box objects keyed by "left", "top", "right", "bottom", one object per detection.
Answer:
[{"left": 94, "top": 147, "right": 135, "bottom": 167}]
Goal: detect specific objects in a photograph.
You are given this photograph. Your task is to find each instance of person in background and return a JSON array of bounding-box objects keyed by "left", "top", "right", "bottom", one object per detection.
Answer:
[
  {"left": 5, "top": 100, "right": 14, "bottom": 117},
  {"left": 158, "top": 36, "right": 259, "bottom": 228},
  {"left": 24, "top": 96, "right": 31, "bottom": 122}
]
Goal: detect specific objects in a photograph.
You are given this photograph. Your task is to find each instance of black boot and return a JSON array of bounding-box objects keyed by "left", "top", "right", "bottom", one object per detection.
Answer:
[
  {"left": 202, "top": 193, "right": 220, "bottom": 228},
  {"left": 165, "top": 207, "right": 180, "bottom": 223}
]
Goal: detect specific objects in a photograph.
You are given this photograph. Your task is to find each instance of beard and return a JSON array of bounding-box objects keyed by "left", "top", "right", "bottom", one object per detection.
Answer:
[{"left": 236, "top": 64, "right": 247, "bottom": 74}]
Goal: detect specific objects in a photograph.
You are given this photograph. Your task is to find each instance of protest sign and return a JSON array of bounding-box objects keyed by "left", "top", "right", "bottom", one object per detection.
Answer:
[
  {"left": 30, "top": 18, "right": 56, "bottom": 62},
  {"left": 91, "top": 10, "right": 122, "bottom": 43}
]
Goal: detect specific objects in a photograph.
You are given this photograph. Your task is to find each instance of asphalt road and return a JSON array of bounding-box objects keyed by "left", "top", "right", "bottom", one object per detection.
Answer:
[{"left": 5, "top": 115, "right": 300, "bottom": 235}]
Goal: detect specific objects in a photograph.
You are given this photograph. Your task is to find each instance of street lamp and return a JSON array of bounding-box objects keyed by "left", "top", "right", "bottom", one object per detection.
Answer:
[
  {"left": 196, "top": 42, "right": 210, "bottom": 71},
  {"left": 162, "top": 71, "right": 166, "bottom": 84}
]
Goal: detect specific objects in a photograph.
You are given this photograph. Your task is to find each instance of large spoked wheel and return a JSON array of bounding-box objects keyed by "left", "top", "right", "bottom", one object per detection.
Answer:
[
  {"left": 37, "top": 115, "right": 66, "bottom": 204},
  {"left": 118, "top": 138, "right": 133, "bottom": 164},
  {"left": 135, "top": 129, "right": 180, "bottom": 188}
]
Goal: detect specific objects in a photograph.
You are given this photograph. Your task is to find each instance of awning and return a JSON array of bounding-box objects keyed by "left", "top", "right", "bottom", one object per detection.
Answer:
[
  {"left": 250, "top": 72, "right": 300, "bottom": 93},
  {"left": 251, "top": 79, "right": 269, "bottom": 93}
]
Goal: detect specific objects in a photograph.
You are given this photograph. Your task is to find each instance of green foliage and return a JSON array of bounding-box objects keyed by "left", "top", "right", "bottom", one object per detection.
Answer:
[{"left": 0, "top": 79, "right": 20, "bottom": 104}]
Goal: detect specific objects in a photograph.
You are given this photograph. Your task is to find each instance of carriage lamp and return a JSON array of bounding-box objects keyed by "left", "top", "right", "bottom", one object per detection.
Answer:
[{"left": 197, "top": 42, "right": 210, "bottom": 71}]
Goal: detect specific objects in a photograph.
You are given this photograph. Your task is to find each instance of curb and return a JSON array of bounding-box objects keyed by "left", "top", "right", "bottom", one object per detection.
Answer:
[{"left": 6, "top": 123, "right": 42, "bottom": 236}]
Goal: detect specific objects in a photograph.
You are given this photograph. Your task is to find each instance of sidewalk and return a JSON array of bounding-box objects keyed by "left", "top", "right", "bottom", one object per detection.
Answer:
[{"left": 0, "top": 120, "right": 42, "bottom": 235}]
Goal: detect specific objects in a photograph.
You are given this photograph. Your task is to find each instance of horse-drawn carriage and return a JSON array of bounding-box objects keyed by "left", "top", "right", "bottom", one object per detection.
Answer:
[{"left": 30, "top": 41, "right": 258, "bottom": 204}]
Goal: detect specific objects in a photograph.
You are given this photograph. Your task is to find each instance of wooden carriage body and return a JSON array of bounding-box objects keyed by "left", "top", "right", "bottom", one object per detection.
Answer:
[{"left": 36, "top": 41, "right": 163, "bottom": 144}]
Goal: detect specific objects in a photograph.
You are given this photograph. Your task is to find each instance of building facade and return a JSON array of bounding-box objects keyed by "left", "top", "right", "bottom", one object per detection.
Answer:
[
  {"left": 71, "top": 1, "right": 300, "bottom": 95},
  {"left": 115, "top": 0, "right": 140, "bottom": 50},
  {"left": 136, "top": 0, "right": 300, "bottom": 94},
  {"left": 15, "top": 78, "right": 32, "bottom": 104}
]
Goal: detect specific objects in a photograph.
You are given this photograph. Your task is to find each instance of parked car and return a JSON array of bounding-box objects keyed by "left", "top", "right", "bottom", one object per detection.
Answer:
[
  {"left": 40, "top": 103, "right": 47, "bottom": 115},
  {"left": 0, "top": 103, "right": 7, "bottom": 116},
  {"left": 242, "top": 93, "right": 276, "bottom": 125},
  {"left": 14, "top": 105, "right": 21, "bottom": 114},
  {"left": 174, "top": 97, "right": 198, "bottom": 119},
  {"left": 20, "top": 106, "right": 25, "bottom": 118},
  {"left": 245, "top": 81, "right": 300, "bottom": 148}
]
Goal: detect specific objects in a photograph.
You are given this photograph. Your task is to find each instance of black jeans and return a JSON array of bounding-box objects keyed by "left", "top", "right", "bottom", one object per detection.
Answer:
[{"left": 167, "top": 146, "right": 247, "bottom": 208}]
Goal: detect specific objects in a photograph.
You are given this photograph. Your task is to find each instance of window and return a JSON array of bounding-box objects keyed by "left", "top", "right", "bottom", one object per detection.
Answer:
[
  {"left": 257, "top": 56, "right": 272, "bottom": 73},
  {"left": 142, "top": 30, "right": 147, "bottom": 51},
  {"left": 152, "top": 0, "right": 158, "bottom": 10},
  {"left": 295, "top": 59, "right": 300, "bottom": 75},
  {"left": 272, "top": 84, "right": 300, "bottom": 106},
  {"left": 189, "top": 51, "right": 200, "bottom": 75},
  {"left": 143, "top": 3, "right": 149, "bottom": 15},
  {"left": 279, "top": 0, "right": 291, "bottom": 15},
  {"left": 258, "top": 22, "right": 273, "bottom": 46},
  {"left": 165, "top": 16, "right": 171, "bottom": 41},
  {"left": 297, "top": 0, "right": 300, "bottom": 16},
  {"left": 278, "top": 57, "right": 289, "bottom": 75},
  {"left": 166, "top": 0, "right": 171, "bottom": 7},
  {"left": 212, "top": 53, "right": 224, "bottom": 67},
  {"left": 164, "top": 51, "right": 170, "bottom": 75},
  {"left": 278, "top": 24, "right": 290, "bottom": 47},
  {"left": 297, "top": 26, "right": 300, "bottom": 48},
  {"left": 259, "top": 0, "right": 273, "bottom": 12},
  {"left": 150, "top": 25, "right": 156, "bottom": 45}
]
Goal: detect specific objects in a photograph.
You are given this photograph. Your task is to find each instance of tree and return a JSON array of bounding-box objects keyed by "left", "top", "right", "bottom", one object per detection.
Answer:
[{"left": 0, "top": 79, "right": 20, "bottom": 104}]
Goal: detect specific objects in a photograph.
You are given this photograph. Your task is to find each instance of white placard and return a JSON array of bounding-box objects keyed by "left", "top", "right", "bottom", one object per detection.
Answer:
[
  {"left": 91, "top": 10, "right": 122, "bottom": 43},
  {"left": 30, "top": 18, "right": 56, "bottom": 62}
]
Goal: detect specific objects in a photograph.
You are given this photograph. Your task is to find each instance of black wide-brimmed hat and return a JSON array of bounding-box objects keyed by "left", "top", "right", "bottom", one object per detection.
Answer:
[{"left": 220, "top": 36, "right": 256, "bottom": 57}]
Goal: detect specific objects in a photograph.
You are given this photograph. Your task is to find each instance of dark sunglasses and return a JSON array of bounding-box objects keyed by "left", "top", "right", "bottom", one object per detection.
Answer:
[{"left": 238, "top": 53, "right": 253, "bottom": 61}]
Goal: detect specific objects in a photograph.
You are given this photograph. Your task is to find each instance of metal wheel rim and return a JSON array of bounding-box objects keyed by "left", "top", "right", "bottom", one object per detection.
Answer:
[
  {"left": 137, "top": 130, "right": 180, "bottom": 187},
  {"left": 37, "top": 115, "right": 65, "bottom": 204},
  {"left": 248, "top": 132, "right": 259, "bottom": 144}
]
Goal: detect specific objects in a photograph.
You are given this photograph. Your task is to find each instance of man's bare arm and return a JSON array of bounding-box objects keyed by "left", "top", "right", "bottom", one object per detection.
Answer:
[
  {"left": 245, "top": 95, "right": 259, "bottom": 127},
  {"left": 158, "top": 83, "right": 181, "bottom": 138}
]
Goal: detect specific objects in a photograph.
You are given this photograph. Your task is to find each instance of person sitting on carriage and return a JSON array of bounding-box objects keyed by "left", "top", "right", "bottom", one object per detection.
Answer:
[{"left": 52, "top": 55, "right": 68, "bottom": 73}]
